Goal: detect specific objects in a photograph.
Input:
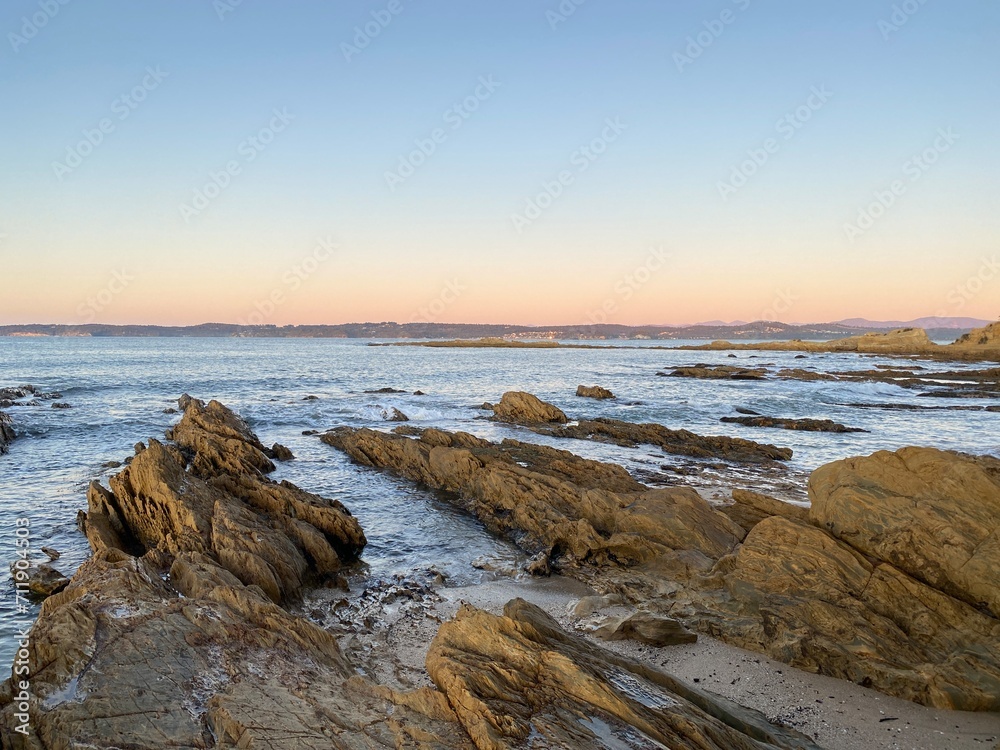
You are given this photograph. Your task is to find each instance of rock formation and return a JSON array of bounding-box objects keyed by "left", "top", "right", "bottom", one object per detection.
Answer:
[
  {"left": 0, "top": 398, "right": 817, "bottom": 749},
  {"left": 426, "top": 599, "right": 821, "bottom": 750},
  {"left": 324, "top": 426, "right": 1000, "bottom": 711},
  {"left": 322, "top": 426, "right": 744, "bottom": 566},
  {"left": 489, "top": 391, "right": 568, "bottom": 424},
  {"left": 0, "top": 412, "right": 13, "bottom": 455},
  {"left": 541, "top": 417, "right": 793, "bottom": 462},
  {"left": 721, "top": 415, "right": 867, "bottom": 433},
  {"left": 666, "top": 364, "right": 768, "bottom": 380},
  {"left": 576, "top": 385, "right": 615, "bottom": 399}
]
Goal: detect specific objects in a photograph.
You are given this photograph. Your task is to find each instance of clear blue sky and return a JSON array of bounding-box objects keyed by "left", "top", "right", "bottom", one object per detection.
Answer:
[{"left": 2, "top": 0, "right": 998, "bottom": 325}]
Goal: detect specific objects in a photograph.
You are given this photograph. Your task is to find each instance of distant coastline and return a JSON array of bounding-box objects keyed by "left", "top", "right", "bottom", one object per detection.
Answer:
[{"left": 0, "top": 318, "right": 993, "bottom": 342}]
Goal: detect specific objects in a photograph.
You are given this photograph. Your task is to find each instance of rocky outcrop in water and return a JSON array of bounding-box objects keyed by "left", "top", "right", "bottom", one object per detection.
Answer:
[
  {"left": 576, "top": 385, "right": 615, "bottom": 399},
  {"left": 541, "top": 417, "right": 793, "bottom": 463},
  {"left": 665, "top": 365, "right": 768, "bottom": 380},
  {"left": 87, "top": 397, "right": 367, "bottom": 603},
  {"left": 489, "top": 391, "right": 568, "bottom": 424},
  {"left": 322, "top": 426, "right": 744, "bottom": 568},
  {"left": 323, "top": 426, "right": 1000, "bottom": 711},
  {"left": 721, "top": 415, "right": 867, "bottom": 433}
]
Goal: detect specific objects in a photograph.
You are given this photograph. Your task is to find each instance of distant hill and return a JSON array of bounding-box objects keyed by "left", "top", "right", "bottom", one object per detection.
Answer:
[
  {"left": 835, "top": 317, "right": 993, "bottom": 330},
  {"left": 0, "top": 320, "right": 984, "bottom": 342}
]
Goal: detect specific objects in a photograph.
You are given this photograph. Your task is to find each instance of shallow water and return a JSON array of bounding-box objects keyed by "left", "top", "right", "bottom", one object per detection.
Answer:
[{"left": 0, "top": 336, "right": 997, "bottom": 666}]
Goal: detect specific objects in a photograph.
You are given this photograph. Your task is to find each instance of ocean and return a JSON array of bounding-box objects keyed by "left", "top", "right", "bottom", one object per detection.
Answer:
[{"left": 1, "top": 336, "right": 997, "bottom": 666}]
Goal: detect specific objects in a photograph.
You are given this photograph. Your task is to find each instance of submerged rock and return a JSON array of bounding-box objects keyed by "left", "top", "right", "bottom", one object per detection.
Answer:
[
  {"left": 720, "top": 415, "right": 867, "bottom": 433},
  {"left": 490, "top": 391, "right": 568, "bottom": 424},
  {"left": 667, "top": 364, "right": 768, "bottom": 380},
  {"left": 576, "top": 384, "right": 615, "bottom": 399},
  {"left": 542, "top": 417, "right": 793, "bottom": 463}
]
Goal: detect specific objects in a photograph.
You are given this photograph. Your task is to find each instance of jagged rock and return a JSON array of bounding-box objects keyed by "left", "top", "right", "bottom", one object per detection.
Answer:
[
  {"left": 668, "top": 364, "right": 768, "bottom": 380},
  {"left": 382, "top": 407, "right": 409, "bottom": 422},
  {"left": 271, "top": 442, "right": 294, "bottom": 460},
  {"left": 321, "top": 426, "right": 744, "bottom": 569},
  {"left": 0, "top": 412, "right": 14, "bottom": 455},
  {"left": 776, "top": 368, "right": 837, "bottom": 381},
  {"left": 163, "top": 407, "right": 178, "bottom": 414},
  {"left": 489, "top": 391, "right": 568, "bottom": 424},
  {"left": 40, "top": 547, "right": 60, "bottom": 561},
  {"left": 426, "top": 599, "right": 820, "bottom": 750},
  {"left": 539, "top": 417, "right": 792, "bottom": 463},
  {"left": 9, "top": 563, "right": 70, "bottom": 599},
  {"left": 721, "top": 415, "right": 867, "bottom": 433},
  {"left": 0, "top": 548, "right": 471, "bottom": 749},
  {"left": 576, "top": 385, "right": 615, "bottom": 399},
  {"left": 671, "top": 515, "right": 1000, "bottom": 711},
  {"left": 50, "top": 402, "right": 71, "bottom": 409},
  {"left": 84, "top": 397, "right": 366, "bottom": 603},
  {"left": 591, "top": 610, "right": 698, "bottom": 646},
  {"left": 719, "top": 489, "right": 809, "bottom": 533},
  {"left": 809, "top": 447, "right": 1000, "bottom": 618}
]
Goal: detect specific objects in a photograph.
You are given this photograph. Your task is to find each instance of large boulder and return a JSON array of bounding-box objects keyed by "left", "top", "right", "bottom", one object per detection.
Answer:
[
  {"left": 576, "top": 385, "right": 615, "bottom": 399},
  {"left": 489, "top": 391, "right": 568, "bottom": 424},
  {"left": 809, "top": 446, "right": 1000, "bottom": 617}
]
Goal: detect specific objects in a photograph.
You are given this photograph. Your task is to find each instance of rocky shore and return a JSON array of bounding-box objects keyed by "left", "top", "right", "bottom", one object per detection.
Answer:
[
  {"left": 0, "top": 397, "right": 838, "bottom": 749},
  {"left": 322, "top": 393, "right": 1000, "bottom": 713}
]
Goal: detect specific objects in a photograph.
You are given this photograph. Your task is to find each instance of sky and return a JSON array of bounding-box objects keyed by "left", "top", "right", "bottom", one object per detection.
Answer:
[{"left": 1, "top": 0, "right": 998, "bottom": 327}]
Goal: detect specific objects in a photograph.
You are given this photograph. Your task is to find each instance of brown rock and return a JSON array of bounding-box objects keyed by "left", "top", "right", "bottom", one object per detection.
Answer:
[
  {"left": 576, "top": 385, "right": 615, "bottom": 399},
  {"left": 719, "top": 489, "right": 809, "bottom": 532},
  {"left": 0, "top": 412, "right": 14, "bottom": 455},
  {"left": 721, "top": 415, "right": 867, "bottom": 433},
  {"left": 809, "top": 447, "right": 1000, "bottom": 617},
  {"left": 490, "top": 391, "right": 568, "bottom": 424},
  {"left": 591, "top": 610, "right": 698, "bottom": 646},
  {"left": 426, "top": 599, "right": 821, "bottom": 749},
  {"left": 322, "top": 426, "right": 744, "bottom": 569},
  {"left": 668, "top": 364, "right": 768, "bottom": 380},
  {"left": 541, "top": 417, "right": 793, "bottom": 463},
  {"left": 9, "top": 563, "right": 70, "bottom": 599}
]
